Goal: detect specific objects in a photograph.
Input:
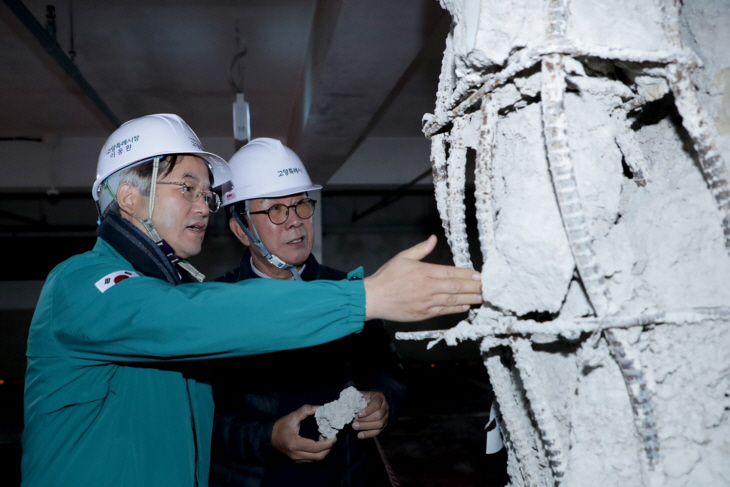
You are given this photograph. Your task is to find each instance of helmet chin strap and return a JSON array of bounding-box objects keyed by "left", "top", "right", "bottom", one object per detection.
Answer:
[
  {"left": 124, "top": 156, "right": 206, "bottom": 282},
  {"left": 232, "top": 202, "right": 302, "bottom": 281}
]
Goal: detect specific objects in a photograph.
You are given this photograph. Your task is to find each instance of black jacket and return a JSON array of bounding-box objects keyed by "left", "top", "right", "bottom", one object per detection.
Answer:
[{"left": 209, "top": 251, "right": 406, "bottom": 487}]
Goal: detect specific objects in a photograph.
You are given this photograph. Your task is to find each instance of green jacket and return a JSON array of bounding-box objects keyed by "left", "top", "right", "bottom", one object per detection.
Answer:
[{"left": 22, "top": 236, "right": 365, "bottom": 487}]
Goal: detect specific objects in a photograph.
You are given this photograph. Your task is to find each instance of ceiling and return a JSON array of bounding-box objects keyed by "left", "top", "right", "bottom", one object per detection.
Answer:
[{"left": 0, "top": 0, "right": 450, "bottom": 186}]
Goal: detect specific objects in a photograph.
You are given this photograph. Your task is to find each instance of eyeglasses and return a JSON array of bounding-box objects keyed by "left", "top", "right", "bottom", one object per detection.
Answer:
[
  {"left": 157, "top": 181, "right": 221, "bottom": 212},
  {"left": 248, "top": 198, "right": 317, "bottom": 225}
]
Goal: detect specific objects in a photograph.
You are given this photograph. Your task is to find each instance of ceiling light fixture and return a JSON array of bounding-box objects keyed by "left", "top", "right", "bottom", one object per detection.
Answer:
[{"left": 229, "top": 29, "right": 250, "bottom": 143}]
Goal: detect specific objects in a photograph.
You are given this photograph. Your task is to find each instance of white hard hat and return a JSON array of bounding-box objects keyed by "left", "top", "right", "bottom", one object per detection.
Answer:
[
  {"left": 92, "top": 113, "right": 232, "bottom": 209},
  {"left": 222, "top": 137, "right": 321, "bottom": 206}
]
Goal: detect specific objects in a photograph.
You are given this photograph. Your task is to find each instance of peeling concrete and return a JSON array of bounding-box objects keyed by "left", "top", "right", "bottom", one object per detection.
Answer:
[{"left": 399, "top": 0, "right": 730, "bottom": 485}]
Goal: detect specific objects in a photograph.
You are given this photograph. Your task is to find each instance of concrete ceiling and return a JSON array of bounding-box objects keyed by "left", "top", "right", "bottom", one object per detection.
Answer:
[{"left": 0, "top": 0, "right": 450, "bottom": 186}]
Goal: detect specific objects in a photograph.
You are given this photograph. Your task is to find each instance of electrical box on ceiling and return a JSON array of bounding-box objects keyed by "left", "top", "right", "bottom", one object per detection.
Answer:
[{"left": 233, "top": 93, "right": 251, "bottom": 142}]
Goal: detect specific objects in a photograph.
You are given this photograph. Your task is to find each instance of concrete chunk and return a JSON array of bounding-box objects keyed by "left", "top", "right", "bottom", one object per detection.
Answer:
[{"left": 315, "top": 387, "right": 367, "bottom": 439}]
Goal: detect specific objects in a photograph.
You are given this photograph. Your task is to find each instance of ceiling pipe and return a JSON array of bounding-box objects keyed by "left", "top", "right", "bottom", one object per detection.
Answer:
[
  {"left": 350, "top": 168, "right": 432, "bottom": 222},
  {"left": 2, "top": 0, "right": 121, "bottom": 128}
]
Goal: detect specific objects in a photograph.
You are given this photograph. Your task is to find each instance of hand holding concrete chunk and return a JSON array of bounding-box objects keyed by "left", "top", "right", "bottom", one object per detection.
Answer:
[{"left": 315, "top": 387, "right": 367, "bottom": 439}]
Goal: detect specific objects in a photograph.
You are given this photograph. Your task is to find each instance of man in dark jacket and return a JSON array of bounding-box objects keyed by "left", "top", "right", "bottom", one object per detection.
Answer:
[{"left": 210, "top": 138, "right": 405, "bottom": 487}]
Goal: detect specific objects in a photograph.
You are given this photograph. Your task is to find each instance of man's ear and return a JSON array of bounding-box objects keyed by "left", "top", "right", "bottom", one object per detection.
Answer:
[
  {"left": 117, "top": 183, "right": 147, "bottom": 218},
  {"left": 229, "top": 218, "right": 252, "bottom": 247},
  {"left": 116, "top": 182, "right": 139, "bottom": 216}
]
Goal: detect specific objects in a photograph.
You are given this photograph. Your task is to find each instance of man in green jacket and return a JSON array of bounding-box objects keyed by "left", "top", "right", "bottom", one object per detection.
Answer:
[{"left": 21, "top": 114, "right": 482, "bottom": 487}]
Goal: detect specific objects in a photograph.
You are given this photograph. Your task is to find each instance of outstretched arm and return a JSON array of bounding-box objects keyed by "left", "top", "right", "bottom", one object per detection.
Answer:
[{"left": 364, "top": 235, "right": 482, "bottom": 321}]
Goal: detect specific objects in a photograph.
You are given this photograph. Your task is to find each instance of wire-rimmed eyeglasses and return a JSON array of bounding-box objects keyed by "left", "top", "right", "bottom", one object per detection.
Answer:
[
  {"left": 157, "top": 181, "right": 221, "bottom": 212},
  {"left": 248, "top": 198, "right": 317, "bottom": 225}
]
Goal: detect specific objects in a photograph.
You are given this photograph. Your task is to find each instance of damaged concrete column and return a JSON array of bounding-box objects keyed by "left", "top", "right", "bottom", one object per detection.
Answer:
[{"left": 399, "top": 0, "right": 730, "bottom": 485}]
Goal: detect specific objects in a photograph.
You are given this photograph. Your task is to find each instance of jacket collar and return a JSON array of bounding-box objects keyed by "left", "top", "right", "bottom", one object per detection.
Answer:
[
  {"left": 238, "top": 249, "right": 319, "bottom": 282},
  {"left": 97, "top": 215, "right": 191, "bottom": 285}
]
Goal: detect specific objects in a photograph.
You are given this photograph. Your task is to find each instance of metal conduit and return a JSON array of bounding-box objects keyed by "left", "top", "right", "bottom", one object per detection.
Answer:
[{"left": 3, "top": 0, "right": 121, "bottom": 128}]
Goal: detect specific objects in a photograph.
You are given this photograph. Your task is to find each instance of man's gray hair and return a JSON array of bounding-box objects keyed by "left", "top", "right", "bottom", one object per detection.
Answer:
[{"left": 100, "top": 157, "right": 175, "bottom": 220}]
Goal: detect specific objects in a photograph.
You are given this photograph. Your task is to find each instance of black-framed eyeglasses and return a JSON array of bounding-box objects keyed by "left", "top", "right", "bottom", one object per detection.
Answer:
[
  {"left": 157, "top": 181, "right": 221, "bottom": 212},
  {"left": 248, "top": 198, "right": 317, "bottom": 225}
]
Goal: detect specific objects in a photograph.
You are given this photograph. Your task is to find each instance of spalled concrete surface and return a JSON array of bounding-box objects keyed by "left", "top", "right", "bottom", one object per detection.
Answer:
[{"left": 400, "top": 0, "right": 730, "bottom": 485}]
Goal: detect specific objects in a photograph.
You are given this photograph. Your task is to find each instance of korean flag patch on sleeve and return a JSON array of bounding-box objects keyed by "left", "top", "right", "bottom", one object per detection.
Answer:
[{"left": 95, "top": 270, "right": 140, "bottom": 293}]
